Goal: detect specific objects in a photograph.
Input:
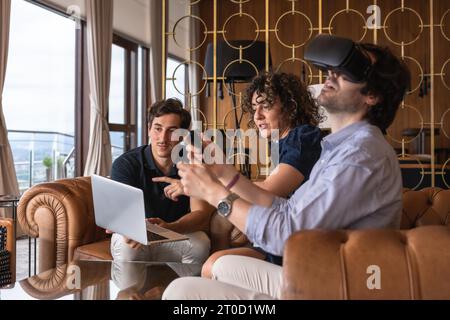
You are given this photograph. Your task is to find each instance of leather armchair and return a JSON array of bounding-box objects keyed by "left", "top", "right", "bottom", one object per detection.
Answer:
[
  {"left": 17, "top": 177, "right": 108, "bottom": 273},
  {"left": 17, "top": 177, "right": 247, "bottom": 273},
  {"left": 282, "top": 188, "right": 450, "bottom": 299}
]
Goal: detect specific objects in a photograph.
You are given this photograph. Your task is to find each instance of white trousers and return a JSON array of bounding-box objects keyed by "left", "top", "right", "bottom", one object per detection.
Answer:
[
  {"left": 162, "top": 255, "right": 282, "bottom": 300},
  {"left": 110, "top": 231, "right": 211, "bottom": 265}
]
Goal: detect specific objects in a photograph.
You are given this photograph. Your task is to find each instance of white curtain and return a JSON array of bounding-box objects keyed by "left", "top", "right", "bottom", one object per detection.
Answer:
[
  {"left": 149, "top": 0, "right": 164, "bottom": 104},
  {"left": 83, "top": 0, "right": 113, "bottom": 177},
  {"left": 0, "top": 0, "right": 19, "bottom": 216}
]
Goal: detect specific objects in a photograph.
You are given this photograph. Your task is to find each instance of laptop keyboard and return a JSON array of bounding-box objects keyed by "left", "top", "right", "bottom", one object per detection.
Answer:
[{"left": 146, "top": 231, "right": 169, "bottom": 242}]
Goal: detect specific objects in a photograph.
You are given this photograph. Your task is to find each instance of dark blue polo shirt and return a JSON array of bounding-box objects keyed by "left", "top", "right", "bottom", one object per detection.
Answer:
[{"left": 110, "top": 145, "right": 190, "bottom": 222}]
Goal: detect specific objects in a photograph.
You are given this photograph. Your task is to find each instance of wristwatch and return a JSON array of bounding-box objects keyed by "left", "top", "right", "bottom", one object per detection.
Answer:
[{"left": 217, "top": 193, "right": 240, "bottom": 217}]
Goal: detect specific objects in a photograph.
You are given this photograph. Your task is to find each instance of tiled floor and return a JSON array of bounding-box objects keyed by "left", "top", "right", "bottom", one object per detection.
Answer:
[{"left": 15, "top": 237, "right": 39, "bottom": 281}]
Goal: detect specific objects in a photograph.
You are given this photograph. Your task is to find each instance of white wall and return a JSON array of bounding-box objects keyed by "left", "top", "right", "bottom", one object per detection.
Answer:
[
  {"left": 167, "top": 1, "right": 189, "bottom": 59},
  {"left": 41, "top": 0, "right": 189, "bottom": 59},
  {"left": 42, "top": 0, "right": 86, "bottom": 19},
  {"left": 114, "top": 0, "right": 150, "bottom": 46}
]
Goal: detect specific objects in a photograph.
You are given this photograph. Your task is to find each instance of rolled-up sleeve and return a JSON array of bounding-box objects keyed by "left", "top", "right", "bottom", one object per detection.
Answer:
[{"left": 245, "top": 196, "right": 286, "bottom": 253}]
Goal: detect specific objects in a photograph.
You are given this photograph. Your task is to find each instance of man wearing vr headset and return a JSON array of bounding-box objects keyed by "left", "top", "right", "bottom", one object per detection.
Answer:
[{"left": 163, "top": 35, "right": 411, "bottom": 300}]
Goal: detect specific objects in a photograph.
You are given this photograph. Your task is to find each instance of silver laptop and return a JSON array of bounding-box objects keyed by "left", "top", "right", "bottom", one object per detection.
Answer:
[{"left": 91, "top": 174, "right": 189, "bottom": 246}]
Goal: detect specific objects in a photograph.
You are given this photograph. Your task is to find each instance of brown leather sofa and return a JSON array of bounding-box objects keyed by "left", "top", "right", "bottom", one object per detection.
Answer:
[
  {"left": 17, "top": 178, "right": 450, "bottom": 299},
  {"left": 283, "top": 188, "right": 450, "bottom": 299}
]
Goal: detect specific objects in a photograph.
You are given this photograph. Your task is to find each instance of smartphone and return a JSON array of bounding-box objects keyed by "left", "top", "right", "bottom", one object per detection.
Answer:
[
  {"left": 179, "top": 130, "right": 203, "bottom": 163},
  {"left": 187, "top": 130, "right": 203, "bottom": 150}
]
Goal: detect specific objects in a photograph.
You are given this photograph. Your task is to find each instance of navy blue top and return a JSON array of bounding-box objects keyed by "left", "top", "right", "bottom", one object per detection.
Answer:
[
  {"left": 278, "top": 124, "right": 323, "bottom": 181},
  {"left": 110, "top": 145, "right": 190, "bottom": 222},
  {"left": 259, "top": 124, "right": 322, "bottom": 265}
]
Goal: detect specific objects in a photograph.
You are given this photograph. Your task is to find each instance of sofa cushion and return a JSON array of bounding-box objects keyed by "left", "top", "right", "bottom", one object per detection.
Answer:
[
  {"left": 283, "top": 225, "right": 450, "bottom": 299},
  {"left": 74, "top": 239, "right": 112, "bottom": 261},
  {"left": 401, "top": 188, "right": 450, "bottom": 228}
]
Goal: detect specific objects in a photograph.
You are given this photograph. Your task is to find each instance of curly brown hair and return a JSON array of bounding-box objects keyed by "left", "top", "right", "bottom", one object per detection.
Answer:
[{"left": 242, "top": 72, "right": 323, "bottom": 129}]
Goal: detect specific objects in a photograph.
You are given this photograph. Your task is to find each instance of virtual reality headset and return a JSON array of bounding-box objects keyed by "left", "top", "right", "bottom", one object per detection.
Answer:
[{"left": 304, "top": 34, "right": 373, "bottom": 83}]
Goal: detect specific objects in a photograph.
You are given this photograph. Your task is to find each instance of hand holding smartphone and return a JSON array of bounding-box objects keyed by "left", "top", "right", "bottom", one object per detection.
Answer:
[
  {"left": 188, "top": 130, "right": 203, "bottom": 151},
  {"left": 181, "top": 130, "right": 203, "bottom": 164}
]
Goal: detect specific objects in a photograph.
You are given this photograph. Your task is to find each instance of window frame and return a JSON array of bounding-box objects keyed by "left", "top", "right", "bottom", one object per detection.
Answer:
[
  {"left": 141, "top": 47, "right": 151, "bottom": 146},
  {"left": 108, "top": 34, "right": 139, "bottom": 157},
  {"left": 78, "top": 30, "right": 149, "bottom": 173}
]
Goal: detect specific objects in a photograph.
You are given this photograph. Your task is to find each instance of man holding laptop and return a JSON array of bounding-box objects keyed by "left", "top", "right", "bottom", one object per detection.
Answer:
[{"left": 108, "top": 98, "right": 214, "bottom": 265}]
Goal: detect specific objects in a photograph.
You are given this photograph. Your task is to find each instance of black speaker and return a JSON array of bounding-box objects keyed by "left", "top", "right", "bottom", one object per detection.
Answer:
[{"left": 204, "top": 40, "right": 271, "bottom": 83}]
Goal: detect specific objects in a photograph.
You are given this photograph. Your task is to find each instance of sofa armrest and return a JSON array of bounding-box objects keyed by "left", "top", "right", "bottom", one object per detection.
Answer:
[
  {"left": 0, "top": 218, "right": 15, "bottom": 283},
  {"left": 282, "top": 226, "right": 450, "bottom": 300},
  {"left": 17, "top": 177, "right": 107, "bottom": 271}
]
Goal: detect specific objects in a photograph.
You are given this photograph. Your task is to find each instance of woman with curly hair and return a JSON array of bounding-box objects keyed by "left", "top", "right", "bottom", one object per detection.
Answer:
[
  {"left": 201, "top": 71, "right": 323, "bottom": 277},
  {"left": 241, "top": 71, "right": 323, "bottom": 196}
]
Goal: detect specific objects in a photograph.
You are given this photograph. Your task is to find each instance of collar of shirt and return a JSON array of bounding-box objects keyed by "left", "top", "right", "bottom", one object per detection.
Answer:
[
  {"left": 144, "top": 144, "right": 178, "bottom": 177},
  {"left": 321, "top": 120, "right": 369, "bottom": 152}
]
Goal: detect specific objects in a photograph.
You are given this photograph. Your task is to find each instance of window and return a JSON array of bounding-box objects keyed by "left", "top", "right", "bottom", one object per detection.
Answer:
[
  {"left": 109, "top": 45, "right": 126, "bottom": 125},
  {"left": 108, "top": 36, "right": 139, "bottom": 162},
  {"left": 3, "top": 1, "right": 149, "bottom": 184},
  {"left": 4, "top": 0, "right": 76, "bottom": 192},
  {"left": 166, "top": 56, "right": 186, "bottom": 103}
]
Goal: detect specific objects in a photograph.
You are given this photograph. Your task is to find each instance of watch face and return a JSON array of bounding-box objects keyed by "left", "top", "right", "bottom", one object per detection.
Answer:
[{"left": 217, "top": 200, "right": 231, "bottom": 216}]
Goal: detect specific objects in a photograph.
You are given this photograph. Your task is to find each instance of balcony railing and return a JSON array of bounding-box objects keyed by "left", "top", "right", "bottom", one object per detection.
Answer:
[{"left": 8, "top": 130, "right": 124, "bottom": 193}]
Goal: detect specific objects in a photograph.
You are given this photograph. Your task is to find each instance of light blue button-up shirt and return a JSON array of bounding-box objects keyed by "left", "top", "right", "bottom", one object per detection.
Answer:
[{"left": 246, "top": 121, "right": 403, "bottom": 256}]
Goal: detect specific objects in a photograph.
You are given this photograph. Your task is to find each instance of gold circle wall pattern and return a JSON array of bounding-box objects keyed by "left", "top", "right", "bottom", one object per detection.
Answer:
[{"left": 162, "top": 0, "right": 450, "bottom": 187}]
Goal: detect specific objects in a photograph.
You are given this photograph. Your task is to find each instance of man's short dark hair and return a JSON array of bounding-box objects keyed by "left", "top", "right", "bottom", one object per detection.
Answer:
[
  {"left": 147, "top": 98, "right": 191, "bottom": 129},
  {"left": 359, "top": 43, "right": 411, "bottom": 133}
]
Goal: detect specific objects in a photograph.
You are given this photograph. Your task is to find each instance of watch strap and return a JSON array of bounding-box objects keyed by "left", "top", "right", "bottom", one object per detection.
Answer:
[{"left": 226, "top": 192, "right": 240, "bottom": 203}]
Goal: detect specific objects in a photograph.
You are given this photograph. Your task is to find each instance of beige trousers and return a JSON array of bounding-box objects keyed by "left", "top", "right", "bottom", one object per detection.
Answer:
[
  {"left": 110, "top": 231, "right": 211, "bottom": 265},
  {"left": 162, "top": 255, "right": 282, "bottom": 300}
]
